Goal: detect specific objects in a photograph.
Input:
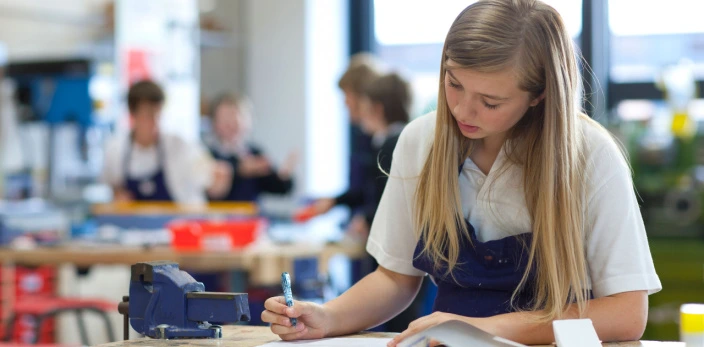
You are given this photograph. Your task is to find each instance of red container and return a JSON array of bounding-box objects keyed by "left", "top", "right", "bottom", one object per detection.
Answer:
[
  {"left": 15, "top": 267, "right": 55, "bottom": 297},
  {"left": 0, "top": 266, "right": 56, "bottom": 343},
  {"left": 0, "top": 266, "right": 55, "bottom": 299},
  {"left": 169, "top": 219, "right": 266, "bottom": 251},
  {"left": 12, "top": 316, "right": 54, "bottom": 344}
]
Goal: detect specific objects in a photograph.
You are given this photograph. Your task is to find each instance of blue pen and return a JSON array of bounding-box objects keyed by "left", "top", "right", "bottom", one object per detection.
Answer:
[{"left": 281, "top": 272, "right": 297, "bottom": 326}]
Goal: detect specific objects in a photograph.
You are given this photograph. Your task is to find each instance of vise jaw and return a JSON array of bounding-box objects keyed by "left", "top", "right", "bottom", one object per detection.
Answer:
[{"left": 119, "top": 261, "right": 250, "bottom": 339}]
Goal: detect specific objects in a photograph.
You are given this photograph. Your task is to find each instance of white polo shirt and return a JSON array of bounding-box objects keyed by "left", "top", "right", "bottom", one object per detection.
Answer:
[
  {"left": 366, "top": 111, "right": 662, "bottom": 298},
  {"left": 101, "top": 133, "right": 215, "bottom": 206}
]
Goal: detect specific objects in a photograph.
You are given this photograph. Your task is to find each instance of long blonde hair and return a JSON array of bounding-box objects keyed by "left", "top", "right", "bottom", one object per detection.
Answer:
[{"left": 414, "top": 0, "right": 590, "bottom": 321}]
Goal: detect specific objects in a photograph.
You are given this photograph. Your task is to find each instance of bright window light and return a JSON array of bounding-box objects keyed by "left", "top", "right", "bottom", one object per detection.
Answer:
[
  {"left": 610, "top": 0, "right": 704, "bottom": 36},
  {"left": 374, "top": 0, "right": 582, "bottom": 46}
]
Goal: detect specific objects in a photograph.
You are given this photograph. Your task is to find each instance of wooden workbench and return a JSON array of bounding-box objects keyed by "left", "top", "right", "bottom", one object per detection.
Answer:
[
  {"left": 92, "top": 325, "right": 683, "bottom": 347},
  {"left": 91, "top": 201, "right": 259, "bottom": 216},
  {"left": 93, "top": 326, "right": 392, "bottom": 346},
  {"left": 0, "top": 240, "right": 366, "bottom": 286}
]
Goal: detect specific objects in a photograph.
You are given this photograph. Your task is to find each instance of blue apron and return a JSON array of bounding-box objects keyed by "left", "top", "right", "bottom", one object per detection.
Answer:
[
  {"left": 411, "top": 163, "right": 536, "bottom": 318},
  {"left": 209, "top": 149, "right": 259, "bottom": 202},
  {"left": 123, "top": 138, "right": 174, "bottom": 201}
]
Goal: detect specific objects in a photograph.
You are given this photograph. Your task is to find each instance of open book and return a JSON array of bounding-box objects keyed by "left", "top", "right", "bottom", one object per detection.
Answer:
[
  {"left": 259, "top": 319, "right": 599, "bottom": 347},
  {"left": 397, "top": 320, "right": 527, "bottom": 347}
]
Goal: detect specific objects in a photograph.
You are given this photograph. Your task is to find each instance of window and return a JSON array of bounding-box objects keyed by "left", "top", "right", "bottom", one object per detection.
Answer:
[
  {"left": 609, "top": 0, "right": 704, "bottom": 83},
  {"left": 373, "top": 0, "right": 583, "bottom": 117}
]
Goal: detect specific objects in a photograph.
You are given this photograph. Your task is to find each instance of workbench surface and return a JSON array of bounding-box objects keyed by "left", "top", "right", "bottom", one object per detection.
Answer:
[
  {"left": 0, "top": 240, "right": 365, "bottom": 286},
  {"left": 95, "top": 325, "right": 394, "bottom": 347},
  {"left": 93, "top": 326, "right": 683, "bottom": 347}
]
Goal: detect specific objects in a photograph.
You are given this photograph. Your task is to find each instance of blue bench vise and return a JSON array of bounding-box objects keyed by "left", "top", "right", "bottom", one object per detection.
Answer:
[{"left": 117, "top": 261, "right": 250, "bottom": 339}]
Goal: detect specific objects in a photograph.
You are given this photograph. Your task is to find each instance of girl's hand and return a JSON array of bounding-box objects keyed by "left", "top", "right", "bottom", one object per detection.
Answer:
[
  {"left": 113, "top": 188, "right": 133, "bottom": 202},
  {"left": 261, "top": 296, "right": 330, "bottom": 341},
  {"left": 278, "top": 151, "right": 299, "bottom": 179},
  {"left": 292, "top": 198, "right": 335, "bottom": 222},
  {"left": 387, "top": 312, "right": 493, "bottom": 347},
  {"left": 238, "top": 156, "right": 273, "bottom": 177},
  {"left": 346, "top": 214, "right": 370, "bottom": 240},
  {"left": 207, "top": 161, "right": 234, "bottom": 197}
]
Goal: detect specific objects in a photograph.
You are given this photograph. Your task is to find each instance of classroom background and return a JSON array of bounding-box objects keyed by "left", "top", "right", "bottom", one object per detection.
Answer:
[{"left": 0, "top": 0, "right": 701, "bottom": 345}]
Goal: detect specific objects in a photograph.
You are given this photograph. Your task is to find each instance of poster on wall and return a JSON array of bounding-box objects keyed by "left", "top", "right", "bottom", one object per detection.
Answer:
[{"left": 116, "top": 0, "right": 200, "bottom": 142}]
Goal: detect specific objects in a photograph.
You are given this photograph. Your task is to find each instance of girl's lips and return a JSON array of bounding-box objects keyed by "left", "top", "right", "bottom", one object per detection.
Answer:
[{"left": 457, "top": 121, "right": 479, "bottom": 133}]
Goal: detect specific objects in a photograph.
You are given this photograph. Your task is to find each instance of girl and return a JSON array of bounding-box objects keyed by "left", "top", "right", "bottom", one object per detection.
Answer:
[
  {"left": 305, "top": 72, "right": 411, "bottom": 238},
  {"left": 261, "top": 1, "right": 661, "bottom": 345},
  {"left": 205, "top": 93, "right": 296, "bottom": 202},
  {"left": 102, "top": 81, "right": 231, "bottom": 204},
  {"left": 338, "top": 53, "right": 381, "bottom": 197}
]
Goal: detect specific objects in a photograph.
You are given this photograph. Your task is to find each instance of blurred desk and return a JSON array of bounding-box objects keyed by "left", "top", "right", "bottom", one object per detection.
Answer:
[
  {"left": 92, "top": 325, "right": 683, "bottom": 347},
  {"left": 0, "top": 240, "right": 365, "bottom": 287},
  {"left": 91, "top": 201, "right": 259, "bottom": 216}
]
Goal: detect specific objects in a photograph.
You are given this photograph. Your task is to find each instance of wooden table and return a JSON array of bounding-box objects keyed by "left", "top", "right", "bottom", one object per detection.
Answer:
[
  {"left": 0, "top": 240, "right": 366, "bottom": 286},
  {"left": 92, "top": 326, "right": 683, "bottom": 347},
  {"left": 91, "top": 201, "right": 259, "bottom": 216},
  {"left": 95, "top": 326, "right": 393, "bottom": 347}
]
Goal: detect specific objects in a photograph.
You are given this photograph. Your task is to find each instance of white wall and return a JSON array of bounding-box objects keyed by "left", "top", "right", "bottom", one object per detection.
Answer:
[
  {"left": 199, "top": 0, "right": 247, "bottom": 99},
  {"left": 245, "top": 0, "right": 349, "bottom": 207}
]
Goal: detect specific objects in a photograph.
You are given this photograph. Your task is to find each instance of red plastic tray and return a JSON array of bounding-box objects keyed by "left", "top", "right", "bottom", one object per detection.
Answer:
[{"left": 169, "top": 218, "right": 266, "bottom": 251}]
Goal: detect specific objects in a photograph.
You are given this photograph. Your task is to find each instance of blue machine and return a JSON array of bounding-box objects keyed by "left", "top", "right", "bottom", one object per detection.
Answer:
[{"left": 118, "top": 261, "right": 250, "bottom": 339}]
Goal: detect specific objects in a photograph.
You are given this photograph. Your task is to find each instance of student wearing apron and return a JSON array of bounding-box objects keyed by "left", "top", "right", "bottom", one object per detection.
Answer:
[
  {"left": 102, "top": 81, "right": 231, "bottom": 205},
  {"left": 204, "top": 93, "right": 296, "bottom": 203},
  {"left": 122, "top": 137, "right": 173, "bottom": 201},
  {"left": 410, "top": 161, "right": 537, "bottom": 318},
  {"left": 338, "top": 53, "right": 380, "bottom": 201},
  {"left": 306, "top": 73, "right": 412, "bottom": 237},
  {"left": 261, "top": 1, "right": 662, "bottom": 345}
]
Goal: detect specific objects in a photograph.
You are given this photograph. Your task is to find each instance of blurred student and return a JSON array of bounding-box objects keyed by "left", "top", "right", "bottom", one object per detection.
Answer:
[
  {"left": 310, "top": 72, "right": 417, "bottom": 332},
  {"left": 205, "top": 93, "right": 296, "bottom": 202},
  {"left": 293, "top": 54, "right": 381, "bottom": 222},
  {"left": 102, "top": 80, "right": 231, "bottom": 205},
  {"left": 309, "top": 72, "right": 412, "bottom": 237},
  {"left": 339, "top": 54, "right": 381, "bottom": 199}
]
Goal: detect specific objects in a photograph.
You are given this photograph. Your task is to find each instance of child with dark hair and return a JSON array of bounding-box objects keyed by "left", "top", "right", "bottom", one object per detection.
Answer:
[{"left": 102, "top": 80, "right": 231, "bottom": 204}]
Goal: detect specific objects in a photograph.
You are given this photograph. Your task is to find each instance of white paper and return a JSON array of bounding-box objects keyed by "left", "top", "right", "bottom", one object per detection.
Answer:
[
  {"left": 258, "top": 337, "right": 392, "bottom": 347},
  {"left": 397, "top": 320, "right": 527, "bottom": 347},
  {"left": 553, "top": 319, "right": 601, "bottom": 347}
]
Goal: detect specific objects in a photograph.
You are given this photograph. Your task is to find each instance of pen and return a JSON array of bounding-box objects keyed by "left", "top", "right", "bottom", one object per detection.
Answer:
[{"left": 281, "top": 272, "right": 297, "bottom": 327}]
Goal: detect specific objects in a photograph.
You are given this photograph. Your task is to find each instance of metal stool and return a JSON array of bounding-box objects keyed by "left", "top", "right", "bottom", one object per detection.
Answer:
[{"left": 3, "top": 296, "right": 116, "bottom": 345}]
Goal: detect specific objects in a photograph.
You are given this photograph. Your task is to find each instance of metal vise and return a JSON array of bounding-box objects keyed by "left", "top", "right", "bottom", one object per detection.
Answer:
[{"left": 117, "top": 261, "right": 250, "bottom": 339}]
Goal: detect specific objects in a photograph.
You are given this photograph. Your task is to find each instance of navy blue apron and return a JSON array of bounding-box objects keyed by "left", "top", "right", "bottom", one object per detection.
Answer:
[
  {"left": 412, "top": 163, "right": 536, "bottom": 318},
  {"left": 209, "top": 149, "right": 259, "bottom": 202},
  {"left": 123, "top": 137, "right": 174, "bottom": 201}
]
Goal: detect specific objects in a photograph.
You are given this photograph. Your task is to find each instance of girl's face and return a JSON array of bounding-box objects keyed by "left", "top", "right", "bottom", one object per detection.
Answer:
[
  {"left": 343, "top": 90, "right": 363, "bottom": 124},
  {"left": 358, "top": 96, "right": 384, "bottom": 135},
  {"left": 214, "top": 103, "right": 249, "bottom": 142},
  {"left": 444, "top": 60, "right": 542, "bottom": 145}
]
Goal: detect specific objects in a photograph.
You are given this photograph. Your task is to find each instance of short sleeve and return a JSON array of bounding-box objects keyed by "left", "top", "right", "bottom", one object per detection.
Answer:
[
  {"left": 187, "top": 142, "right": 216, "bottom": 189},
  {"left": 585, "top": 136, "right": 662, "bottom": 298},
  {"left": 162, "top": 135, "right": 212, "bottom": 205},
  {"left": 101, "top": 135, "right": 125, "bottom": 187},
  {"left": 366, "top": 119, "right": 430, "bottom": 277}
]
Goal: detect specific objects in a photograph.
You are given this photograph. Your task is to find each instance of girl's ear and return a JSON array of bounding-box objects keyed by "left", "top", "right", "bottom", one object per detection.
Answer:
[{"left": 530, "top": 92, "right": 545, "bottom": 107}]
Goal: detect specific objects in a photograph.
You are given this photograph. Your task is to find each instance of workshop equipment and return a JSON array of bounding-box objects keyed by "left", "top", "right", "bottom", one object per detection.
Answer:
[
  {"left": 168, "top": 218, "right": 265, "bottom": 251},
  {"left": 117, "top": 261, "right": 250, "bottom": 339}
]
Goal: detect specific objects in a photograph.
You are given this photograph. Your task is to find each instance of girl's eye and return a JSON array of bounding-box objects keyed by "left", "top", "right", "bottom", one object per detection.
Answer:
[
  {"left": 483, "top": 101, "right": 499, "bottom": 110},
  {"left": 448, "top": 80, "right": 462, "bottom": 90}
]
